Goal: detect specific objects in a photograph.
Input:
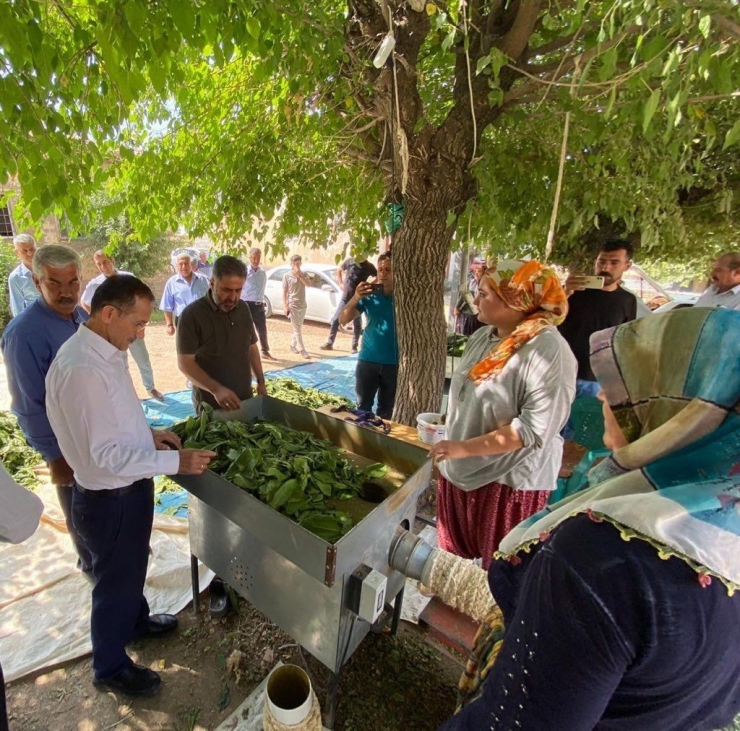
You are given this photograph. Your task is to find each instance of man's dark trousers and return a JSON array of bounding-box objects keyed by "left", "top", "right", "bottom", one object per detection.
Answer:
[
  {"left": 326, "top": 298, "right": 362, "bottom": 349},
  {"left": 356, "top": 360, "right": 398, "bottom": 419},
  {"left": 72, "top": 479, "right": 154, "bottom": 680},
  {"left": 246, "top": 300, "right": 271, "bottom": 354},
  {"left": 55, "top": 483, "right": 93, "bottom": 573}
]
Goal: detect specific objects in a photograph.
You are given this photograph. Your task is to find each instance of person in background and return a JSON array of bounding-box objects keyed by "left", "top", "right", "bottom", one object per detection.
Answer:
[
  {"left": 339, "top": 253, "right": 398, "bottom": 419},
  {"left": 160, "top": 252, "right": 209, "bottom": 335},
  {"left": 558, "top": 239, "right": 638, "bottom": 404},
  {"left": 196, "top": 250, "right": 213, "bottom": 279},
  {"left": 429, "top": 260, "right": 576, "bottom": 569},
  {"left": 694, "top": 252, "right": 740, "bottom": 310},
  {"left": 453, "top": 260, "right": 486, "bottom": 336},
  {"left": 0, "top": 461, "right": 44, "bottom": 731},
  {"left": 440, "top": 308, "right": 740, "bottom": 731},
  {"left": 283, "top": 255, "right": 311, "bottom": 359},
  {"left": 7, "top": 233, "right": 40, "bottom": 317},
  {"left": 240, "top": 247, "right": 275, "bottom": 360},
  {"left": 320, "top": 254, "right": 377, "bottom": 354},
  {"left": 81, "top": 250, "right": 164, "bottom": 401},
  {"left": 46, "top": 274, "right": 216, "bottom": 698},
  {"left": 177, "top": 255, "right": 267, "bottom": 615},
  {"left": 0, "top": 245, "right": 92, "bottom": 574}
]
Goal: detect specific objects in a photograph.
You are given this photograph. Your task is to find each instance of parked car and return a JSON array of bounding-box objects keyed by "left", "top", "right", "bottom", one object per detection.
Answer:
[
  {"left": 263, "top": 263, "right": 352, "bottom": 330},
  {"left": 621, "top": 265, "right": 701, "bottom": 316}
]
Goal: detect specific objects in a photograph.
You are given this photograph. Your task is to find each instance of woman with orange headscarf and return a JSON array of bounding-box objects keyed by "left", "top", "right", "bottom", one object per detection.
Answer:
[{"left": 429, "top": 260, "right": 576, "bottom": 568}]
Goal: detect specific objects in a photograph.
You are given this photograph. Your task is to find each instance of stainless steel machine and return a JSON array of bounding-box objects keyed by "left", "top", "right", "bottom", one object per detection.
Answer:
[{"left": 172, "top": 396, "right": 432, "bottom": 728}]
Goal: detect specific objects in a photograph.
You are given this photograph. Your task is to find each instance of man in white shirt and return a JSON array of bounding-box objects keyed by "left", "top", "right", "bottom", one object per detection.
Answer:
[
  {"left": 694, "top": 253, "right": 740, "bottom": 310},
  {"left": 240, "top": 247, "right": 274, "bottom": 359},
  {"left": 46, "top": 274, "right": 216, "bottom": 698},
  {"left": 7, "top": 233, "right": 40, "bottom": 316},
  {"left": 81, "top": 250, "right": 164, "bottom": 400}
]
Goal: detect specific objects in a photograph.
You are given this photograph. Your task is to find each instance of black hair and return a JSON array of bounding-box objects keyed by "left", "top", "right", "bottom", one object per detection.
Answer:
[
  {"left": 378, "top": 253, "right": 391, "bottom": 264},
  {"left": 90, "top": 274, "right": 154, "bottom": 314},
  {"left": 600, "top": 238, "right": 634, "bottom": 260},
  {"left": 213, "top": 255, "right": 247, "bottom": 280}
]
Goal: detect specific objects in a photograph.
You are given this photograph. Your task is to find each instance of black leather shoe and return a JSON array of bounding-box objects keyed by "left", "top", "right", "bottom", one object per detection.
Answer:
[
  {"left": 133, "top": 614, "right": 178, "bottom": 640},
  {"left": 94, "top": 664, "right": 161, "bottom": 697},
  {"left": 209, "top": 578, "right": 230, "bottom": 617}
]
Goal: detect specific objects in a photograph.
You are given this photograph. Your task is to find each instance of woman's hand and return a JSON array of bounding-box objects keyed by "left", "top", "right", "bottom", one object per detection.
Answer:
[{"left": 428, "top": 440, "right": 470, "bottom": 462}]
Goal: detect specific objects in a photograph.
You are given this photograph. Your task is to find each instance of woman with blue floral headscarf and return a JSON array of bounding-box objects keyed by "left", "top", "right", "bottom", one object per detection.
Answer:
[{"left": 440, "top": 307, "right": 740, "bottom": 731}]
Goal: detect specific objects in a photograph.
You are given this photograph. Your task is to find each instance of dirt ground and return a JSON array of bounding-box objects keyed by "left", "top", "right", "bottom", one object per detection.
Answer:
[
  {"left": 3, "top": 315, "right": 461, "bottom": 731},
  {"left": 127, "top": 314, "right": 359, "bottom": 400},
  {"left": 6, "top": 580, "right": 460, "bottom": 731}
]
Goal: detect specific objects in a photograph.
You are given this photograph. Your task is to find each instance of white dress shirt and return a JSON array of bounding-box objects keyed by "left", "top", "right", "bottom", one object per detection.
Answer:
[
  {"left": 240, "top": 266, "right": 267, "bottom": 302},
  {"left": 46, "top": 325, "right": 180, "bottom": 490},
  {"left": 80, "top": 270, "right": 134, "bottom": 306},
  {"left": 0, "top": 462, "right": 43, "bottom": 543},
  {"left": 694, "top": 283, "right": 740, "bottom": 311}
]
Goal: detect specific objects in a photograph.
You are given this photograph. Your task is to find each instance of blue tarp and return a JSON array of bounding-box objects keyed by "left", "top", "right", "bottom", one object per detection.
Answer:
[{"left": 147, "top": 355, "right": 358, "bottom": 514}]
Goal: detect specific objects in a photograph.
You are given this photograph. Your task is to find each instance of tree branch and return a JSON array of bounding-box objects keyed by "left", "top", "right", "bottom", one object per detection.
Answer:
[
  {"left": 499, "top": 0, "right": 543, "bottom": 60},
  {"left": 711, "top": 13, "right": 740, "bottom": 40}
]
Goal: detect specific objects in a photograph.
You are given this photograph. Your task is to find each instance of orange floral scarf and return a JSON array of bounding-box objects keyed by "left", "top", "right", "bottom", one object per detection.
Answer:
[{"left": 468, "top": 260, "right": 568, "bottom": 384}]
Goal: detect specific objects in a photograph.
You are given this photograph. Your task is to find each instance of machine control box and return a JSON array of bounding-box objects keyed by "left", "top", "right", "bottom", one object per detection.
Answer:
[{"left": 346, "top": 565, "right": 388, "bottom": 623}]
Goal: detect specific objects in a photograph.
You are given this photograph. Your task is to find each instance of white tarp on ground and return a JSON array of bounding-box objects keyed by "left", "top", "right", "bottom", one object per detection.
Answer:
[{"left": 0, "top": 484, "right": 213, "bottom": 682}]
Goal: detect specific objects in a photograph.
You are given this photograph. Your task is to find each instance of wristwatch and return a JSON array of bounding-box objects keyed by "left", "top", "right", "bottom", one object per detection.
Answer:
[{"left": 256, "top": 378, "right": 265, "bottom": 384}]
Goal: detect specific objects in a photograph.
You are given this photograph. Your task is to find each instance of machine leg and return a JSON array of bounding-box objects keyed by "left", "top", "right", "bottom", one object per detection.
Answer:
[
  {"left": 390, "top": 584, "right": 405, "bottom": 637},
  {"left": 190, "top": 554, "right": 200, "bottom": 615},
  {"left": 323, "top": 669, "right": 341, "bottom": 730}
]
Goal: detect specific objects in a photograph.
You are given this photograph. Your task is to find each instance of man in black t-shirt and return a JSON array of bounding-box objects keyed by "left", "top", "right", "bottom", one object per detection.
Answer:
[
  {"left": 558, "top": 240, "right": 638, "bottom": 411},
  {"left": 321, "top": 256, "right": 377, "bottom": 353}
]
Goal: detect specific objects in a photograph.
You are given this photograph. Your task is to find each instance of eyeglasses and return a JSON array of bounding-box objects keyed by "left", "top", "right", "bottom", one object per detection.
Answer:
[{"left": 110, "top": 305, "right": 148, "bottom": 332}]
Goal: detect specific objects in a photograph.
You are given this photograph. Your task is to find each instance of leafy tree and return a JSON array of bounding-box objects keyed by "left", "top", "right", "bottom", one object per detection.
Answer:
[
  {"left": 75, "top": 191, "right": 174, "bottom": 278},
  {"left": 1, "top": 1, "right": 739, "bottom": 421}
]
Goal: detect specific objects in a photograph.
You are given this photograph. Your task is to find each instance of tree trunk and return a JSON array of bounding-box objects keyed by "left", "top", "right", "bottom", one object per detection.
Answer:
[{"left": 391, "top": 200, "right": 455, "bottom": 425}]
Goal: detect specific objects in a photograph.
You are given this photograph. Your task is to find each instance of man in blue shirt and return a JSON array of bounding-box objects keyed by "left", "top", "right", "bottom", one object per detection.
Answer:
[
  {"left": 160, "top": 252, "right": 209, "bottom": 336},
  {"left": 339, "top": 253, "right": 398, "bottom": 418},
  {"left": 239, "top": 247, "right": 274, "bottom": 359},
  {"left": 0, "top": 244, "right": 92, "bottom": 573},
  {"left": 7, "top": 233, "right": 41, "bottom": 317}
]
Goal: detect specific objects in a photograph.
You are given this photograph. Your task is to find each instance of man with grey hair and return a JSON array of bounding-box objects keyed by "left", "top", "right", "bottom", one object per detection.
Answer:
[
  {"left": 7, "top": 233, "right": 41, "bottom": 316},
  {"left": 240, "top": 247, "right": 274, "bottom": 359},
  {"left": 694, "top": 252, "right": 740, "bottom": 310},
  {"left": 0, "top": 244, "right": 92, "bottom": 573},
  {"left": 160, "top": 251, "right": 209, "bottom": 335}
]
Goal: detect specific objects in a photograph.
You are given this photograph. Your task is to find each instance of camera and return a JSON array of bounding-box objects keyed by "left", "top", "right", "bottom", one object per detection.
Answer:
[{"left": 372, "top": 283, "right": 384, "bottom": 294}]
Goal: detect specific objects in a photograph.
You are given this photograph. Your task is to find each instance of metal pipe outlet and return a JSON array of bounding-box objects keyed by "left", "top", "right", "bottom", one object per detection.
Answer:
[{"left": 388, "top": 528, "right": 438, "bottom": 586}]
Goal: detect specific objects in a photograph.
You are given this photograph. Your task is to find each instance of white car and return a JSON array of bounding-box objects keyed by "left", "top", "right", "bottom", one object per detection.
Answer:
[{"left": 263, "top": 263, "right": 351, "bottom": 329}]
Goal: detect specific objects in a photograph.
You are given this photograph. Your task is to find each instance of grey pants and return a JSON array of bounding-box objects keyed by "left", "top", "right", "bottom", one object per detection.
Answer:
[{"left": 128, "top": 337, "right": 154, "bottom": 391}]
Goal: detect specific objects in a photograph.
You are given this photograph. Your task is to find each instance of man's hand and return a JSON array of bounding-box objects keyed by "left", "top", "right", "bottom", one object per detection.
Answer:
[
  {"left": 152, "top": 429, "right": 182, "bottom": 451},
  {"left": 49, "top": 456, "right": 74, "bottom": 487},
  {"left": 166, "top": 323, "right": 176, "bottom": 336},
  {"left": 213, "top": 385, "right": 241, "bottom": 410},
  {"left": 255, "top": 382, "right": 268, "bottom": 397},
  {"left": 564, "top": 275, "right": 590, "bottom": 297},
  {"left": 428, "top": 440, "right": 470, "bottom": 463},
  {"left": 178, "top": 449, "right": 218, "bottom": 475},
  {"left": 355, "top": 281, "right": 373, "bottom": 299}
]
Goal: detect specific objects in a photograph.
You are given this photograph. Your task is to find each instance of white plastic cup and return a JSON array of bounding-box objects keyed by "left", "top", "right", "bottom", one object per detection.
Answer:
[
  {"left": 417, "top": 413, "right": 446, "bottom": 445},
  {"left": 266, "top": 664, "right": 314, "bottom": 726}
]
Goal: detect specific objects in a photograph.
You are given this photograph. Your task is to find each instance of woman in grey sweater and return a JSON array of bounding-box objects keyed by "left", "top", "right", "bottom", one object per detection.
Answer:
[{"left": 429, "top": 260, "right": 576, "bottom": 568}]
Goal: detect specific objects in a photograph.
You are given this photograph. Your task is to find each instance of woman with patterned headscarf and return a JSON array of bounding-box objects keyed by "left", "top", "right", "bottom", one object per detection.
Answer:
[
  {"left": 439, "top": 307, "right": 740, "bottom": 730},
  {"left": 429, "top": 259, "right": 576, "bottom": 568}
]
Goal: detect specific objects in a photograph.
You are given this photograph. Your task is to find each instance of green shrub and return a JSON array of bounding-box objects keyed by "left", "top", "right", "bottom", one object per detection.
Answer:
[{"left": 0, "top": 242, "right": 17, "bottom": 336}]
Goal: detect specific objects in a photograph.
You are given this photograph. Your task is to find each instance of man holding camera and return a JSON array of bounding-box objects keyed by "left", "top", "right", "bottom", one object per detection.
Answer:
[
  {"left": 558, "top": 239, "right": 638, "bottom": 406},
  {"left": 339, "top": 253, "right": 397, "bottom": 419}
]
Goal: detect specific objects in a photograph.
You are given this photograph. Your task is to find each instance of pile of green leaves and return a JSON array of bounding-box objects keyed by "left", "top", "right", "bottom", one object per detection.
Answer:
[
  {"left": 265, "top": 377, "right": 351, "bottom": 410},
  {"left": 0, "top": 411, "right": 43, "bottom": 487},
  {"left": 172, "top": 413, "right": 386, "bottom": 542},
  {"left": 446, "top": 334, "right": 468, "bottom": 358}
]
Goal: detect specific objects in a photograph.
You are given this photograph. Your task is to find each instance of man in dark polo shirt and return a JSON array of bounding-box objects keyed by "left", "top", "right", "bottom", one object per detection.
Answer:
[
  {"left": 176, "top": 255, "right": 268, "bottom": 616},
  {"left": 177, "top": 255, "right": 268, "bottom": 413}
]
